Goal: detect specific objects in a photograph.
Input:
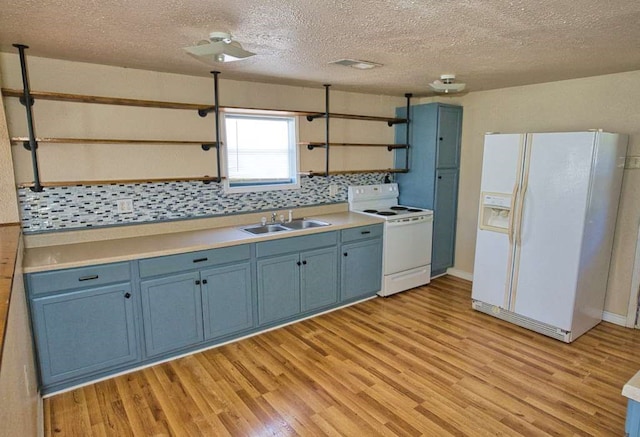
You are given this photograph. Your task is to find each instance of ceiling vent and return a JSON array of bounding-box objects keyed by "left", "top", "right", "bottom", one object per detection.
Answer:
[
  {"left": 330, "top": 59, "right": 383, "bottom": 70},
  {"left": 429, "top": 74, "right": 466, "bottom": 93},
  {"left": 184, "top": 32, "right": 256, "bottom": 63}
]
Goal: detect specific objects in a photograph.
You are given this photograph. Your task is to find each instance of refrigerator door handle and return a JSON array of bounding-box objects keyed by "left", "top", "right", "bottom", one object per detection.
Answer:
[
  {"left": 516, "top": 140, "right": 533, "bottom": 247},
  {"left": 516, "top": 182, "right": 528, "bottom": 246},
  {"left": 508, "top": 183, "right": 518, "bottom": 245}
]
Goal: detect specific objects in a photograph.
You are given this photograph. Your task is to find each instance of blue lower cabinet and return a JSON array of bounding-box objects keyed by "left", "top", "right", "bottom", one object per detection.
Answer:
[
  {"left": 341, "top": 238, "right": 383, "bottom": 300},
  {"left": 627, "top": 399, "right": 640, "bottom": 437},
  {"left": 201, "top": 262, "right": 254, "bottom": 340},
  {"left": 432, "top": 168, "right": 459, "bottom": 276},
  {"left": 301, "top": 247, "right": 338, "bottom": 312},
  {"left": 31, "top": 283, "right": 138, "bottom": 386},
  {"left": 257, "top": 254, "right": 301, "bottom": 325},
  {"left": 27, "top": 229, "right": 383, "bottom": 392},
  {"left": 140, "top": 272, "right": 204, "bottom": 357},
  {"left": 257, "top": 245, "right": 340, "bottom": 326}
]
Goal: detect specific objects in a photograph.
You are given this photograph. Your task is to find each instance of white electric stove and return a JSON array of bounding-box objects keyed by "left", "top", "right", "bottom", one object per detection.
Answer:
[{"left": 348, "top": 184, "right": 433, "bottom": 296}]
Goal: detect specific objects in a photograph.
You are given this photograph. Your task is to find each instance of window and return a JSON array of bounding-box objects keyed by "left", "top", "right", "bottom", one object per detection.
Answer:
[{"left": 223, "top": 112, "right": 299, "bottom": 192}]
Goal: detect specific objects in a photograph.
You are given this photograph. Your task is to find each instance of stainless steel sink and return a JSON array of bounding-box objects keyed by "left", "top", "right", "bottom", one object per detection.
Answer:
[
  {"left": 283, "top": 219, "right": 331, "bottom": 230},
  {"left": 241, "top": 224, "right": 290, "bottom": 235},
  {"left": 241, "top": 219, "right": 331, "bottom": 235}
]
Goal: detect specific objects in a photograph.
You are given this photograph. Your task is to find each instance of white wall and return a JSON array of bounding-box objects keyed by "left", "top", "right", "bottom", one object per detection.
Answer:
[
  {"left": 433, "top": 70, "right": 640, "bottom": 317},
  {"left": 0, "top": 71, "right": 19, "bottom": 224},
  {"left": 0, "top": 238, "right": 42, "bottom": 437}
]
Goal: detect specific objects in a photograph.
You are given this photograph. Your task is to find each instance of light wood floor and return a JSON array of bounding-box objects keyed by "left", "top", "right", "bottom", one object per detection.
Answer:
[{"left": 45, "top": 276, "right": 640, "bottom": 436}]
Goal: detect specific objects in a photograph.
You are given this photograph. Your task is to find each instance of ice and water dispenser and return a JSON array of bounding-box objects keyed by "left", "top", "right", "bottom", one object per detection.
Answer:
[{"left": 479, "top": 193, "right": 512, "bottom": 233}]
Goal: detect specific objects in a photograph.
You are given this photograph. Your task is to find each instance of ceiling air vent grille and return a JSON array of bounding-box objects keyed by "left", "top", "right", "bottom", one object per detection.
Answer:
[{"left": 329, "top": 59, "right": 382, "bottom": 70}]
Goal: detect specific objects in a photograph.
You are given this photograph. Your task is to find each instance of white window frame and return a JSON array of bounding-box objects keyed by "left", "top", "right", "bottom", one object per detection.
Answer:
[{"left": 222, "top": 111, "right": 300, "bottom": 194}]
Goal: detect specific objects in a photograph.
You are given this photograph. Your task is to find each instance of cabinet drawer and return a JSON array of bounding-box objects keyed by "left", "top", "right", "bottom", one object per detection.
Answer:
[
  {"left": 139, "top": 244, "right": 250, "bottom": 278},
  {"left": 256, "top": 231, "right": 338, "bottom": 258},
  {"left": 28, "top": 262, "right": 131, "bottom": 296},
  {"left": 341, "top": 224, "right": 383, "bottom": 243}
]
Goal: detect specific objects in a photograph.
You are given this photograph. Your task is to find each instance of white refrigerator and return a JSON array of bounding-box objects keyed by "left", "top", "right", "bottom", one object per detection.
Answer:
[{"left": 471, "top": 131, "right": 627, "bottom": 342}]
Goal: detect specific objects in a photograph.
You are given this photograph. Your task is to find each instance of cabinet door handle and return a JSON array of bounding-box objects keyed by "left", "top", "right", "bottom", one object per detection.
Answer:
[
  {"left": 297, "top": 261, "right": 302, "bottom": 266},
  {"left": 360, "top": 230, "right": 371, "bottom": 235},
  {"left": 438, "top": 175, "right": 442, "bottom": 179},
  {"left": 343, "top": 252, "right": 348, "bottom": 257},
  {"left": 124, "top": 292, "right": 131, "bottom": 299},
  {"left": 78, "top": 274, "right": 99, "bottom": 282},
  {"left": 439, "top": 137, "right": 443, "bottom": 141},
  {"left": 202, "top": 279, "right": 208, "bottom": 285},
  {"left": 302, "top": 260, "right": 307, "bottom": 265},
  {"left": 195, "top": 280, "right": 201, "bottom": 285},
  {"left": 193, "top": 257, "right": 208, "bottom": 263}
]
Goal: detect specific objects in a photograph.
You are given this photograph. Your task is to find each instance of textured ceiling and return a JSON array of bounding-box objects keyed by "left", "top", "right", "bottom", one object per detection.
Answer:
[{"left": 0, "top": 0, "right": 639, "bottom": 96}]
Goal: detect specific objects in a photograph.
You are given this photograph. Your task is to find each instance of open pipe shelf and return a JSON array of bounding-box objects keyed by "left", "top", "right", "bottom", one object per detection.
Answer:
[
  {"left": 304, "top": 88, "right": 412, "bottom": 176},
  {"left": 6, "top": 45, "right": 412, "bottom": 189}
]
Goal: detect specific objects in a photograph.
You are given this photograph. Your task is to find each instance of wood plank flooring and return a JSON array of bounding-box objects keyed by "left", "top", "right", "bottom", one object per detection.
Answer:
[{"left": 45, "top": 276, "right": 640, "bottom": 436}]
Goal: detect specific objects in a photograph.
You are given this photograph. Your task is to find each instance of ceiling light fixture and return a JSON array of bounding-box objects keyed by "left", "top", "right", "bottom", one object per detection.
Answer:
[
  {"left": 429, "top": 74, "right": 466, "bottom": 94},
  {"left": 184, "top": 32, "right": 256, "bottom": 63},
  {"left": 330, "top": 59, "right": 383, "bottom": 70}
]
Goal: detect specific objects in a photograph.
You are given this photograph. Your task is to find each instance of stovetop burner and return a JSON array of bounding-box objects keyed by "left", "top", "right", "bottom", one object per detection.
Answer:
[
  {"left": 390, "top": 206, "right": 408, "bottom": 211},
  {"left": 363, "top": 209, "right": 378, "bottom": 213},
  {"left": 377, "top": 211, "right": 397, "bottom": 216},
  {"left": 408, "top": 208, "right": 423, "bottom": 212}
]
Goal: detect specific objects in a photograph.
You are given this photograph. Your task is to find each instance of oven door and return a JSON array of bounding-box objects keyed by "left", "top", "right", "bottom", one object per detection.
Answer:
[{"left": 384, "top": 215, "right": 433, "bottom": 275}]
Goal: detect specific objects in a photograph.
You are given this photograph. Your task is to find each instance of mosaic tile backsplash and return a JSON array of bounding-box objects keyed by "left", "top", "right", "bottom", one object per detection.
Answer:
[{"left": 18, "top": 173, "right": 387, "bottom": 233}]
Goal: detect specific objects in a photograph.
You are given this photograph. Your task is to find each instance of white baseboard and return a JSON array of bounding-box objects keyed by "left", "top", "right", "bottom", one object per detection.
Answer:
[
  {"left": 446, "top": 268, "right": 473, "bottom": 281},
  {"left": 602, "top": 311, "right": 627, "bottom": 327}
]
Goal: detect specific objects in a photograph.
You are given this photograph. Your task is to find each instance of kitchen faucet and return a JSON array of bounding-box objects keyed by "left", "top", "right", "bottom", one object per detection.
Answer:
[{"left": 268, "top": 210, "right": 293, "bottom": 224}]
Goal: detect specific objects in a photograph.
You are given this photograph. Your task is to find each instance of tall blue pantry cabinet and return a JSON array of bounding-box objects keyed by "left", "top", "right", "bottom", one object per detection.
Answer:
[{"left": 395, "top": 103, "right": 463, "bottom": 277}]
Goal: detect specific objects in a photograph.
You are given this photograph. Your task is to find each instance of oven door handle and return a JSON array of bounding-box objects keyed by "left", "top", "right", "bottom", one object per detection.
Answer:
[{"left": 385, "top": 216, "right": 433, "bottom": 227}]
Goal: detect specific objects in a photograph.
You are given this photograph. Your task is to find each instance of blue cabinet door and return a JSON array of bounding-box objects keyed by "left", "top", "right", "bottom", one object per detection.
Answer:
[
  {"left": 395, "top": 103, "right": 439, "bottom": 209},
  {"left": 432, "top": 168, "right": 459, "bottom": 276},
  {"left": 436, "top": 105, "right": 463, "bottom": 169},
  {"left": 341, "top": 238, "right": 382, "bottom": 301},
  {"left": 257, "top": 254, "right": 301, "bottom": 325},
  {"left": 201, "top": 262, "right": 254, "bottom": 340},
  {"left": 140, "top": 272, "right": 204, "bottom": 357},
  {"left": 300, "top": 247, "right": 338, "bottom": 312},
  {"left": 31, "top": 283, "right": 138, "bottom": 386},
  {"left": 626, "top": 399, "right": 640, "bottom": 437}
]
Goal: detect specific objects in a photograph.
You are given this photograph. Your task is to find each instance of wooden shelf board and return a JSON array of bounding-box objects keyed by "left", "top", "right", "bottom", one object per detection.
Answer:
[
  {"left": 1, "top": 88, "right": 321, "bottom": 117},
  {"left": 1, "top": 88, "right": 403, "bottom": 123},
  {"left": 219, "top": 106, "right": 321, "bottom": 118},
  {"left": 10, "top": 137, "right": 216, "bottom": 146},
  {"left": 17, "top": 176, "right": 224, "bottom": 188},
  {"left": 327, "top": 113, "right": 407, "bottom": 123},
  {"left": 299, "top": 142, "right": 408, "bottom": 149},
  {"left": 303, "top": 169, "right": 408, "bottom": 176},
  {"left": 1, "top": 88, "right": 209, "bottom": 111}
]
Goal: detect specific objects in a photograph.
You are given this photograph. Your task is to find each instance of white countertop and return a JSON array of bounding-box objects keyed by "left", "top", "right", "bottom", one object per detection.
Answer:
[
  {"left": 23, "top": 212, "right": 384, "bottom": 273},
  {"left": 623, "top": 370, "right": 640, "bottom": 403}
]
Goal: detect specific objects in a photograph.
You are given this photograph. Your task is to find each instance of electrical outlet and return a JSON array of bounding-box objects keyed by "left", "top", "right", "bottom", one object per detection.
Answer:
[
  {"left": 625, "top": 156, "right": 640, "bottom": 169},
  {"left": 329, "top": 184, "right": 339, "bottom": 196},
  {"left": 116, "top": 198, "right": 134, "bottom": 214}
]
